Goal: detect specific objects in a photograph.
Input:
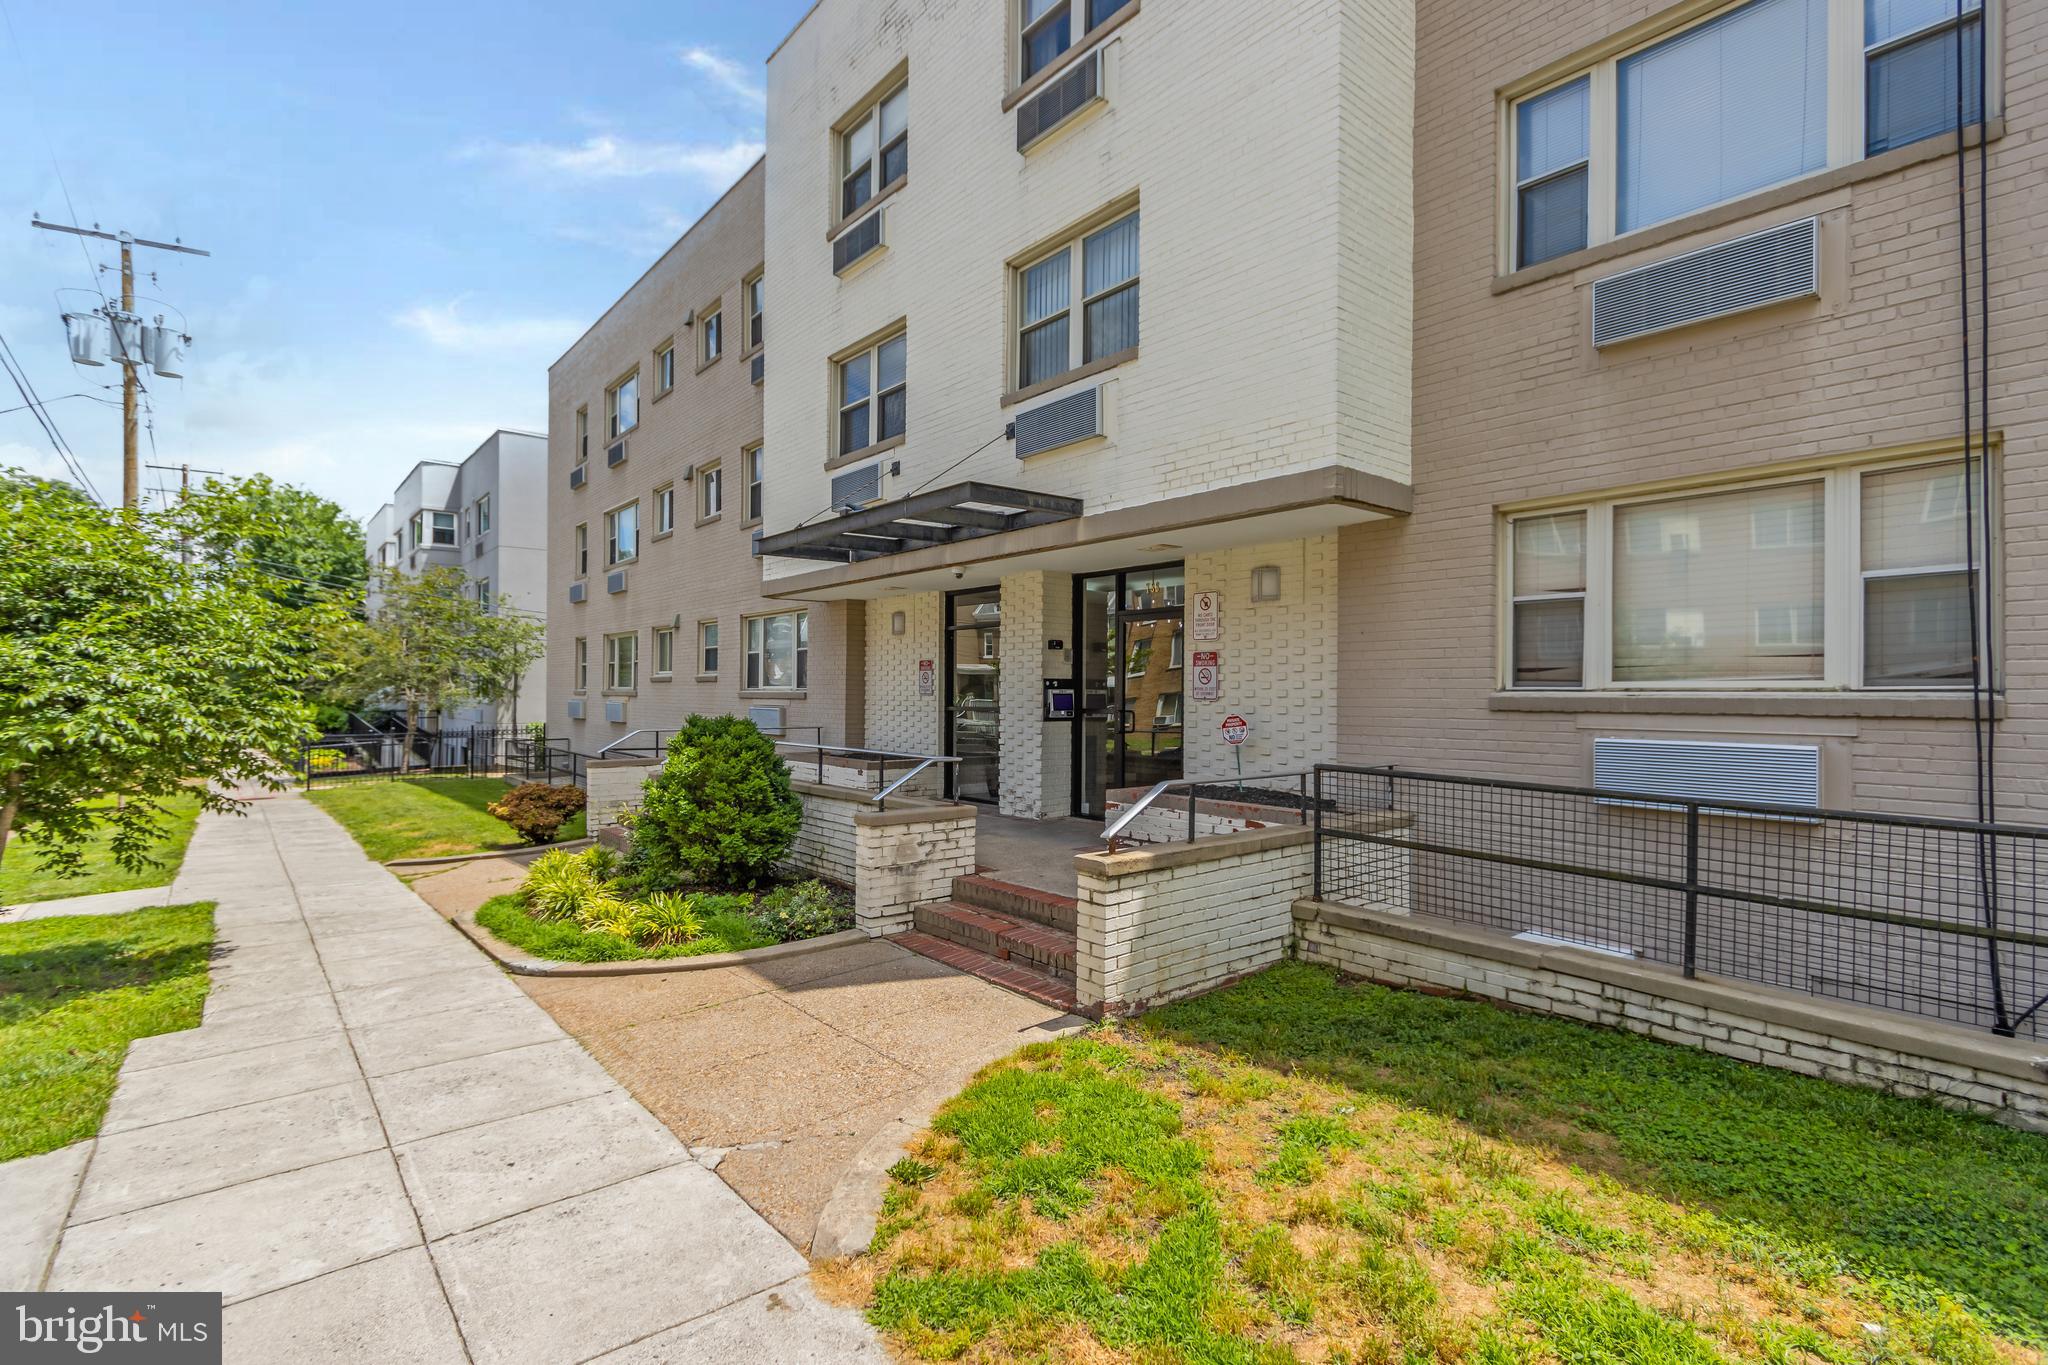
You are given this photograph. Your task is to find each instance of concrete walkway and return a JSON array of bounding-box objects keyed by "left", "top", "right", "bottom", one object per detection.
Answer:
[
  {"left": 0, "top": 884, "right": 176, "bottom": 921},
  {"left": 14, "top": 794, "right": 887, "bottom": 1364}
]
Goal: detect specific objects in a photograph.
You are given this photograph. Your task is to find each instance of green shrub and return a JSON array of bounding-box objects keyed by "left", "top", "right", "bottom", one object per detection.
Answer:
[
  {"left": 633, "top": 715, "right": 802, "bottom": 888},
  {"left": 634, "top": 891, "right": 703, "bottom": 947},
  {"left": 756, "top": 879, "right": 851, "bottom": 942},
  {"left": 520, "top": 848, "right": 595, "bottom": 920},
  {"left": 487, "top": 782, "right": 586, "bottom": 844},
  {"left": 576, "top": 890, "right": 638, "bottom": 938},
  {"left": 305, "top": 749, "right": 346, "bottom": 772}
]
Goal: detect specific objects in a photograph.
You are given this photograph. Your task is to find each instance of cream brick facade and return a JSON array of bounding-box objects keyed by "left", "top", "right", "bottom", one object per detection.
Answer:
[{"left": 545, "top": 162, "right": 865, "bottom": 755}]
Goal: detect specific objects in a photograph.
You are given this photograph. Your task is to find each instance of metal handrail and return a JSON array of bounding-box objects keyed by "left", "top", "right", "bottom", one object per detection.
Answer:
[
  {"left": 1101, "top": 769, "right": 1318, "bottom": 851},
  {"left": 770, "top": 739, "right": 963, "bottom": 806},
  {"left": 872, "top": 757, "right": 960, "bottom": 809},
  {"left": 596, "top": 728, "right": 662, "bottom": 758}
]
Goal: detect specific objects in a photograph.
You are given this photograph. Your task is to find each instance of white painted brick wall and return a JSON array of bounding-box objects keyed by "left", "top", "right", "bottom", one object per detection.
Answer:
[
  {"left": 854, "top": 810, "right": 978, "bottom": 933},
  {"left": 864, "top": 593, "right": 945, "bottom": 756},
  {"left": 1184, "top": 535, "right": 1340, "bottom": 780},
  {"left": 584, "top": 759, "right": 658, "bottom": 828},
  {"left": 998, "top": 570, "right": 1074, "bottom": 818},
  {"left": 788, "top": 785, "right": 862, "bottom": 885}
]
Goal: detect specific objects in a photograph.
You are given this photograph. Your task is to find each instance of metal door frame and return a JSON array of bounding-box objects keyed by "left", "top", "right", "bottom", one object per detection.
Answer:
[{"left": 1070, "top": 561, "right": 1184, "bottom": 817}]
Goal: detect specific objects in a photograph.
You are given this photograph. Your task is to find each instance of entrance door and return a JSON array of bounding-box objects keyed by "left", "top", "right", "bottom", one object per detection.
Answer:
[
  {"left": 945, "top": 589, "right": 1002, "bottom": 803},
  {"left": 1076, "top": 564, "right": 1185, "bottom": 816}
]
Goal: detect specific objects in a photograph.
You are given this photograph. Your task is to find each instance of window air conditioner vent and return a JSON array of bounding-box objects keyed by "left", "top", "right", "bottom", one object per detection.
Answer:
[
  {"left": 471, "top": 539, "right": 485, "bottom": 558},
  {"left": 747, "top": 705, "right": 786, "bottom": 735},
  {"left": 606, "top": 569, "right": 627, "bottom": 595},
  {"left": 1018, "top": 49, "right": 1102, "bottom": 152},
  {"left": 1013, "top": 385, "right": 1101, "bottom": 457},
  {"left": 1591, "top": 216, "right": 1820, "bottom": 347},
  {"left": 606, "top": 439, "right": 627, "bottom": 468},
  {"left": 832, "top": 208, "right": 885, "bottom": 275},
  {"left": 830, "top": 463, "right": 881, "bottom": 508},
  {"left": 565, "top": 698, "right": 585, "bottom": 720},
  {"left": 605, "top": 700, "right": 626, "bottom": 724},
  {"left": 750, "top": 351, "right": 764, "bottom": 385},
  {"left": 567, "top": 581, "right": 586, "bottom": 605},
  {"left": 569, "top": 464, "right": 587, "bottom": 490},
  {"left": 1592, "top": 737, "right": 1822, "bottom": 811}
]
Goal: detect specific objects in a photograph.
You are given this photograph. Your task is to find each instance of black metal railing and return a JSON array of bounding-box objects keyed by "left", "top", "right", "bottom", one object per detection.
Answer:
[
  {"left": 1312, "top": 764, "right": 2048, "bottom": 1039},
  {"left": 299, "top": 727, "right": 582, "bottom": 788}
]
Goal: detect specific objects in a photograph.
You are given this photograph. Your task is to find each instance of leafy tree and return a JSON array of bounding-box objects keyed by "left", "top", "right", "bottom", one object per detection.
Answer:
[
  {"left": 469, "top": 605, "right": 548, "bottom": 731},
  {"left": 316, "top": 567, "right": 543, "bottom": 764},
  {"left": 633, "top": 716, "right": 802, "bottom": 889},
  {"left": 183, "top": 474, "right": 367, "bottom": 612},
  {"left": 0, "top": 473, "right": 318, "bottom": 885}
]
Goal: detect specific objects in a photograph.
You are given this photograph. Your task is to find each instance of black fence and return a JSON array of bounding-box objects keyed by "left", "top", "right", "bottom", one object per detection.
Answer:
[
  {"left": 1313, "top": 764, "right": 2048, "bottom": 1039},
  {"left": 299, "top": 727, "right": 583, "bottom": 789}
]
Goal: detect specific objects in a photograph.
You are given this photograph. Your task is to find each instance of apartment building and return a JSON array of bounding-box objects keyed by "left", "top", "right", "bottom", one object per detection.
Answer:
[
  {"left": 544, "top": 160, "right": 865, "bottom": 753},
  {"left": 362, "top": 430, "right": 550, "bottom": 728},
  {"left": 1340, "top": 0, "right": 2041, "bottom": 821},
  {"left": 755, "top": 0, "right": 1416, "bottom": 818}
]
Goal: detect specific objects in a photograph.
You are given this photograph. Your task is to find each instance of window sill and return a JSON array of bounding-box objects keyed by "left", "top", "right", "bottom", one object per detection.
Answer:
[
  {"left": 601, "top": 689, "right": 638, "bottom": 699},
  {"left": 1494, "top": 120, "right": 2004, "bottom": 295},
  {"left": 651, "top": 385, "right": 674, "bottom": 404},
  {"left": 1488, "top": 690, "right": 2002, "bottom": 720},
  {"left": 742, "top": 515, "right": 762, "bottom": 530},
  {"left": 825, "top": 432, "right": 905, "bottom": 472},
  {"left": 1002, "top": 347, "right": 1137, "bottom": 408},
  {"left": 652, "top": 529, "right": 674, "bottom": 542},
  {"left": 1002, "top": 1, "right": 1140, "bottom": 112},
  {"left": 695, "top": 673, "right": 719, "bottom": 683},
  {"left": 828, "top": 176, "right": 907, "bottom": 241},
  {"left": 740, "top": 689, "right": 807, "bottom": 700},
  {"left": 695, "top": 353, "right": 722, "bottom": 376},
  {"left": 651, "top": 671, "right": 673, "bottom": 682},
  {"left": 695, "top": 513, "right": 724, "bottom": 529}
]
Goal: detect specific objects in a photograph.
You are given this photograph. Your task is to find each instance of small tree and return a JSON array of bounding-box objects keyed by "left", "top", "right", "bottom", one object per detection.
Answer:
[
  {"left": 0, "top": 473, "right": 317, "bottom": 881},
  {"left": 487, "top": 782, "right": 586, "bottom": 844},
  {"left": 633, "top": 715, "right": 801, "bottom": 888},
  {"left": 467, "top": 603, "right": 547, "bottom": 731}
]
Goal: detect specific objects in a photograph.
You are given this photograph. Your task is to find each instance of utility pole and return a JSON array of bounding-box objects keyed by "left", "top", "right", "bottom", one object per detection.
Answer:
[
  {"left": 31, "top": 219, "right": 209, "bottom": 509},
  {"left": 145, "top": 462, "right": 223, "bottom": 564}
]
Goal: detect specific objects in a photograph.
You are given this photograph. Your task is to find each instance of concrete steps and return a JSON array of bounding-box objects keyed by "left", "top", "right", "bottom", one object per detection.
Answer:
[{"left": 894, "top": 873, "right": 1081, "bottom": 1011}]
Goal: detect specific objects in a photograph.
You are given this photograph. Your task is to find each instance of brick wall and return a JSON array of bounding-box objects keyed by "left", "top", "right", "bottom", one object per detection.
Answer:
[
  {"left": 584, "top": 758, "right": 658, "bottom": 828},
  {"left": 1185, "top": 535, "right": 1339, "bottom": 780},
  {"left": 998, "top": 570, "right": 1074, "bottom": 818},
  {"left": 1295, "top": 900, "right": 2048, "bottom": 1133},
  {"left": 864, "top": 592, "right": 945, "bottom": 757},
  {"left": 852, "top": 804, "right": 979, "bottom": 934},
  {"left": 1074, "top": 828, "right": 1313, "bottom": 1014}
]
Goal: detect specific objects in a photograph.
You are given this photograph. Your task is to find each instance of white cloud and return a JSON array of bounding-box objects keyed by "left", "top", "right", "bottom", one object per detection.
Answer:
[
  {"left": 679, "top": 46, "right": 766, "bottom": 109},
  {"left": 392, "top": 302, "right": 580, "bottom": 352},
  {"left": 460, "top": 133, "right": 762, "bottom": 184}
]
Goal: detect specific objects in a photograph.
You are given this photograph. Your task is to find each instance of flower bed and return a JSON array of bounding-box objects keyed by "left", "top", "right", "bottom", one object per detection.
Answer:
[{"left": 473, "top": 846, "right": 853, "bottom": 963}]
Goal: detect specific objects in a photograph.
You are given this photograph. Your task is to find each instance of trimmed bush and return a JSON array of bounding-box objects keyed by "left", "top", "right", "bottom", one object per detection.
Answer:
[
  {"left": 634, "top": 891, "right": 703, "bottom": 947},
  {"left": 756, "top": 880, "right": 851, "bottom": 943},
  {"left": 633, "top": 715, "right": 801, "bottom": 888},
  {"left": 488, "top": 782, "right": 586, "bottom": 844}
]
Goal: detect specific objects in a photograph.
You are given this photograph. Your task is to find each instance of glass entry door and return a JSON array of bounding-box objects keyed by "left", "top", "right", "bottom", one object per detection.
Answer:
[
  {"left": 1076, "top": 565, "right": 1185, "bottom": 816},
  {"left": 945, "top": 589, "right": 1002, "bottom": 803}
]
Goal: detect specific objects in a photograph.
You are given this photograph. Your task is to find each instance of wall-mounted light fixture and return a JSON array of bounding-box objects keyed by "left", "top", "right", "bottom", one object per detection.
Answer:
[
  {"left": 1251, "top": 564, "right": 1282, "bottom": 602},
  {"left": 891, "top": 610, "right": 907, "bottom": 636}
]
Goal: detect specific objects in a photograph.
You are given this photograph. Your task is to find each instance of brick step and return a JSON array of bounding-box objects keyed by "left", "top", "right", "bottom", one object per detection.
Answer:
[
  {"left": 912, "top": 902, "right": 1077, "bottom": 979},
  {"left": 952, "top": 873, "right": 1078, "bottom": 932},
  {"left": 894, "top": 931, "right": 1078, "bottom": 1012}
]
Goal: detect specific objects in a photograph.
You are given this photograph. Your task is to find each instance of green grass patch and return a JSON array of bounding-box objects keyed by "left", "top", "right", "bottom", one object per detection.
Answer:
[
  {"left": 305, "top": 778, "right": 585, "bottom": 862},
  {"left": 474, "top": 893, "right": 774, "bottom": 962},
  {"left": 840, "top": 963, "right": 2048, "bottom": 1364},
  {"left": 0, "top": 903, "right": 214, "bottom": 1160},
  {"left": 0, "top": 793, "right": 203, "bottom": 906}
]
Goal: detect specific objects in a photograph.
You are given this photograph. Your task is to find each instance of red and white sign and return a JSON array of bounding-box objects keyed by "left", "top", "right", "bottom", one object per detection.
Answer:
[
  {"left": 1191, "top": 650, "right": 1220, "bottom": 702},
  {"left": 1219, "top": 713, "right": 1251, "bottom": 745},
  {"left": 917, "top": 659, "right": 935, "bottom": 697}
]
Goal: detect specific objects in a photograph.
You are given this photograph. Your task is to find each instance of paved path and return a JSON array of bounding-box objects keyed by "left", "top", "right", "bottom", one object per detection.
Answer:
[
  {"left": 15, "top": 794, "right": 887, "bottom": 1364},
  {"left": 0, "top": 884, "right": 176, "bottom": 921}
]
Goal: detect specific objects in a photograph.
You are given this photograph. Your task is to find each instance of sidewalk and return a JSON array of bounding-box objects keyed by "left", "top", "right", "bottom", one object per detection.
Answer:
[{"left": 14, "top": 793, "right": 886, "bottom": 1364}]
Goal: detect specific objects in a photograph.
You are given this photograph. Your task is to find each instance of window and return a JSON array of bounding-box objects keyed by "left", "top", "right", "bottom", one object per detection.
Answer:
[
  {"left": 574, "top": 637, "right": 589, "bottom": 692},
  {"left": 475, "top": 494, "right": 491, "bottom": 535},
  {"left": 746, "top": 275, "right": 764, "bottom": 349},
  {"left": 604, "top": 502, "right": 639, "bottom": 566},
  {"left": 576, "top": 407, "right": 589, "bottom": 464},
  {"left": 1862, "top": 460, "right": 1977, "bottom": 686},
  {"left": 655, "top": 485, "right": 675, "bottom": 535},
  {"left": 744, "top": 444, "right": 764, "bottom": 522},
  {"left": 839, "top": 332, "right": 906, "bottom": 455},
  {"left": 605, "top": 633, "right": 637, "bottom": 691},
  {"left": 841, "top": 83, "right": 908, "bottom": 219},
  {"left": 1154, "top": 692, "right": 1183, "bottom": 727},
  {"left": 574, "top": 522, "right": 589, "bottom": 576},
  {"left": 1506, "top": 0, "right": 1991, "bottom": 268},
  {"left": 701, "top": 310, "right": 722, "bottom": 365},
  {"left": 699, "top": 620, "right": 720, "bottom": 675},
  {"left": 378, "top": 543, "right": 389, "bottom": 566},
  {"left": 1018, "top": 209, "right": 1138, "bottom": 389},
  {"left": 1505, "top": 456, "right": 1988, "bottom": 690},
  {"left": 745, "top": 611, "right": 808, "bottom": 690},
  {"left": 475, "top": 577, "right": 492, "bottom": 613},
  {"left": 699, "top": 463, "right": 723, "bottom": 520},
  {"left": 1019, "top": 0, "right": 1129, "bottom": 83},
  {"left": 606, "top": 372, "right": 639, "bottom": 439},
  {"left": 429, "top": 511, "right": 456, "bottom": 546},
  {"left": 654, "top": 627, "right": 675, "bottom": 676},
  {"left": 409, "top": 512, "right": 423, "bottom": 547},
  {"left": 657, "top": 341, "right": 675, "bottom": 394}
]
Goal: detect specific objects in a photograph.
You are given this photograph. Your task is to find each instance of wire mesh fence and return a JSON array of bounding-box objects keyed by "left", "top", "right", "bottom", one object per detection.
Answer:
[
  {"left": 299, "top": 727, "right": 581, "bottom": 789},
  {"left": 1313, "top": 764, "right": 2048, "bottom": 1038}
]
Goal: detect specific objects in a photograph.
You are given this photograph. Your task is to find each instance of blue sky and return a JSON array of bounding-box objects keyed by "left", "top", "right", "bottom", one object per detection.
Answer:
[{"left": 0, "top": 0, "right": 803, "bottom": 517}]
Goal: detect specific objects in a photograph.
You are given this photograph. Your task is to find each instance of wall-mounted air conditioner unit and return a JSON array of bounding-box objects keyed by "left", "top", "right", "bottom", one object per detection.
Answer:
[
  {"left": 832, "top": 206, "right": 886, "bottom": 276},
  {"left": 567, "top": 581, "right": 586, "bottom": 604},
  {"left": 1018, "top": 48, "right": 1104, "bottom": 152},
  {"left": 606, "top": 569, "right": 627, "bottom": 594},
  {"left": 829, "top": 463, "right": 881, "bottom": 508},
  {"left": 605, "top": 699, "right": 626, "bottom": 724},
  {"left": 1591, "top": 217, "right": 1820, "bottom": 348},
  {"left": 1014, "top": 385, "right": 1104, "bottom": 458},
  {"left": 569, "top": 465, "right": 587, "bottom": 490},
  {"left": 1592, "top": 737, "right": 1822, "bottom": 812},
  {"left": 566, "top": 698, "right": 585, "bottom": 720},
  {"left": 606, "top": 439, "right": 627, "bottom": 468}
]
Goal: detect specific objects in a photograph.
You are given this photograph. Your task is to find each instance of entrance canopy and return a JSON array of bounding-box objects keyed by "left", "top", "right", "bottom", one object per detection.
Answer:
[{"left": 753, "top": 481, "right": 1082, "bottom": 564}]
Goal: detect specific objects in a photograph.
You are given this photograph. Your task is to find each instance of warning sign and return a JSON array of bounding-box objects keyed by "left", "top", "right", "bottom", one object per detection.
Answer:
[
  {"left": 1220, "top": 713, "right": 1251, "bottom": 745},
  {"left": 917, "top": 659, "right": 935, "bottom": 697},
  {"left": 1191, "top": 650, "right": 1220, "bottom": 702},
  {"left": 1192, "top": 590, "right": 1222, "bottom": 640}
]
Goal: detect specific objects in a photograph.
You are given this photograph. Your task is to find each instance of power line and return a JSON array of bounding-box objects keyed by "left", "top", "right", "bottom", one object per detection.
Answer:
[
  {"left": 0, "top": 326, "right": 102, "bottom": 503},
  {"left": 0, "top": 391, "right": 119, "bottom": 417},
  {"left": 0, "top": 0, "right": 107, "bottom": 310}
]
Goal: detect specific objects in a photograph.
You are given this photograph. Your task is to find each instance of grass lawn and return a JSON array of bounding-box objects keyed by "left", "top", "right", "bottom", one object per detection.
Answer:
[
  {"left": 476, "top": 891, "right": 778, "bottom": 962},
  {"left": 0, "top": 793, "right": 204, "bottom": 906},
  {"left": 834, "top": 962, "right": 2048, "bottom": 1364},
  {"left": 0, "top": 903, "right": 214, "bottom": 1161},
  {"left": 305, "top": 777, "right": 586, "bottom": 862}
]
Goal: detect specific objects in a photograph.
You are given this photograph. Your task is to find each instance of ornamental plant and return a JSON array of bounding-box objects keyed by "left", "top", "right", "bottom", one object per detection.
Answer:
[
  {"left": 487, "top": 782, "right": 585, "bottom": 844},
  {"left": 755, "top": 880, "right": 851, "bottom": 943},
  {"left": 633, "top": 715, "right": 801, "bottom": 888}
]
